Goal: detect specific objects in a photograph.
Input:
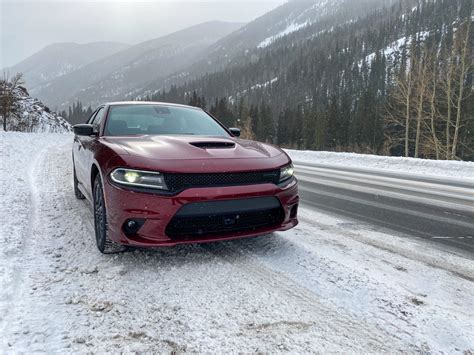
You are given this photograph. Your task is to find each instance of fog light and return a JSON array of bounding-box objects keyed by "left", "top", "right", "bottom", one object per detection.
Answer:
[{"left": 123, "top": 219, "right": 145, "bottom": 235}]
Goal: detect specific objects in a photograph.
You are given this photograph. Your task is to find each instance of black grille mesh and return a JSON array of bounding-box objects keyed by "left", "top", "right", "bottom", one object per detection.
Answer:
[
  {"left": 166, "top": 207, "right": 284, "bottom": 239},
  {"left": 164, "top": 170, "right": 280, "bottom": 192}
]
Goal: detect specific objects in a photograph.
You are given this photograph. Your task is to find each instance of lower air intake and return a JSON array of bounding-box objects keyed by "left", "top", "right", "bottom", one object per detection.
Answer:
[{"left": 166, "top": 197, "right": 284, "bottom": 239}]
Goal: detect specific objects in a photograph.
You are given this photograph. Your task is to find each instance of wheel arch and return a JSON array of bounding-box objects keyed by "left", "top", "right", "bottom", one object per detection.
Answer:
[{"left": 91, "top": 163, "right": 101, "bottom": 192}]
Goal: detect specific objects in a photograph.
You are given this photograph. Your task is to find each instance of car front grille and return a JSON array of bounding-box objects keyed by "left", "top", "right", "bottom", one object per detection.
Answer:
[
  {"left": 166, "top": 197, "right": 284, "bottom": 239},
  {"left": 163, "top": 170, "right": 280, "bottom": 192}
]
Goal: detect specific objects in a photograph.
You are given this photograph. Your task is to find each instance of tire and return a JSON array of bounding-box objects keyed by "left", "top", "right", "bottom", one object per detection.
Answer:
[
  {"left": 73, "top": 166, "right": 85, "bottom": 200},
  {"left": 93, "top": 175, "right": 126, "bottom": 254}
]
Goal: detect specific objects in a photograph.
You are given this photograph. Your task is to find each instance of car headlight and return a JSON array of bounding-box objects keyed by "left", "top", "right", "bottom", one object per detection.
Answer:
[
  {"left": 110, "top": 168, "right": 168, "bottom": 190},
  {"left": 279, "top": 164, "right": 294, "bottom": 183}
]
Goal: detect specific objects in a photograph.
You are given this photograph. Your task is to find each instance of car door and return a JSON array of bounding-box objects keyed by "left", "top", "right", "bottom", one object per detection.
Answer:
[
  {"left": 81, "top": 106, "right": 106, "bottom": 193},
  {"left": 74, "top": 107, "right": 103, "bottom": 192}
]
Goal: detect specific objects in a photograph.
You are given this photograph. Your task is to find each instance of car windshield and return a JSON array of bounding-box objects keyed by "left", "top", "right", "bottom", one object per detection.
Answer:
[{"left": 104, "top": 104, "right": 230, "bottom": 137}]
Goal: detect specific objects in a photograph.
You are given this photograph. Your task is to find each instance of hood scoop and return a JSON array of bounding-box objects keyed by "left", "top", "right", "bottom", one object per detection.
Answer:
[{"left": 190, "top": 141, "right": 235, "bottom": 149}]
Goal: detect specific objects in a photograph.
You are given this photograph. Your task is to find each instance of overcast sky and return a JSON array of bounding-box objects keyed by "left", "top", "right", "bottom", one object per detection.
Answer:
[{"left": 0, "top": 0, "right": 284, "bottom": 68}]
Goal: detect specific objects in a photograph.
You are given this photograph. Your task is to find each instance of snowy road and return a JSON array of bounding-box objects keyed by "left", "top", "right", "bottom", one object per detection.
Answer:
[
  {"left": 294, "top": 163, "right": 474, "bottom": 253},
  {"left": 1, "top": 132, "right": 473, "bottom": 352}
]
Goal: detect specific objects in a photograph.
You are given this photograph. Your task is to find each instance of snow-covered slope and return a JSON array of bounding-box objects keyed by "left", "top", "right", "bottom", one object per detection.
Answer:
[
  {"left": 2, "top": 86, "right": 71, "bottom": 133},
  {"left": 361, "top": 31, "right": 431, "bottom": 68},
  {"left": 4, "top": 42, "right": 130, "bottom": 90},
  {"left": 141, "top": 0, "right": 399, "bottom": 97},
  {"left": 209, "top": 0, "right": 372, "bottom": 53}
]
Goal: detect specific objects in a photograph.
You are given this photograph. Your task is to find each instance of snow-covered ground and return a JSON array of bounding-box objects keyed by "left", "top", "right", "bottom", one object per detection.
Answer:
[
  {"left": 258, "top": 22, "right": 309, "bottom": 48},
  {"left": 3, "top": 86, "right": 71, "bottom": 133},
  {"left": 287, "top": 149, "right": 474, "bottom": 181},
  {"left": 1, "top": 132, "right": 473, "bottom": 352},
  {"left": 360, "top": 31, "right": 431, "bottom": 68}
]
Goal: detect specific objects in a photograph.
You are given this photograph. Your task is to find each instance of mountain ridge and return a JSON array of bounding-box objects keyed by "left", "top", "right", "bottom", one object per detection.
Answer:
[
  {"left": 140, "top": 0, "right": 398, "bottom": 97},
  {"left": 30, "top": 21, "right": 244, "bottom": 109},
  {"left": 4, "top": 41, "right": 130, "bottom": 90}
]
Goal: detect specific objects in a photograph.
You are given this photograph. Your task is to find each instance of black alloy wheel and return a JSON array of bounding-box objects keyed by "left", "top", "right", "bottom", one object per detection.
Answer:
[{"left": 93, "top": 175, "right": 125, "bottom": 254}]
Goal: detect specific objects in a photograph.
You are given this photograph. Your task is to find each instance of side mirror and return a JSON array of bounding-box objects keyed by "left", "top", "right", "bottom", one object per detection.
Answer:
[
  {"left": 73, "top": 124, "right": 95, "bottom": 136},
  {"left": 229, "top": 127, "right": 241, "bottom": 137}
]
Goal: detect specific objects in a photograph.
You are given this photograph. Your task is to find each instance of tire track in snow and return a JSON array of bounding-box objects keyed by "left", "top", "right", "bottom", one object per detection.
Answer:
[
  {"left": 201, "top": 240, "right": 417, "bottom": 352},
  {"left": 1, "top": 144, "right": 48, "bottom": 347},
  {"left": 297, "top": 214, "right": 474, "bottom": 281},
  {"left": 201, "top": 212, "right": 473, "bottom": 352},
  {"left": 1, "top": 143, "right": 71, "bottom": 351}
]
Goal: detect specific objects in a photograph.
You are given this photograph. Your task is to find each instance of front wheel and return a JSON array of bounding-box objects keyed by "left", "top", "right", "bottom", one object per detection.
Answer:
[{"left": 93, "top": 175, "right": 125, "bottom": 254}]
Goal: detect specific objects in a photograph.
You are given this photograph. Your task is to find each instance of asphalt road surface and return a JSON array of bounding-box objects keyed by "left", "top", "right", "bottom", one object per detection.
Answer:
[{"left": 295, "top": 163, "right": 474, "bottom": 255}]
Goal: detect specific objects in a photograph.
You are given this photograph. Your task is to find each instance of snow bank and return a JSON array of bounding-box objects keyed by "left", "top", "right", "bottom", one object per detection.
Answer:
[
  {"left": 3, "top": 85, "right": 71, "bottom": 133},
  {"left": 286, "top": 150, "right": 474, "bottom": 181}
]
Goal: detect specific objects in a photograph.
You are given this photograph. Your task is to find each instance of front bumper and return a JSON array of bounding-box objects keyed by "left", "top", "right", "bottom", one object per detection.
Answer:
[{"left": 103, "top": 178, "right": 299, "bottom": 247}]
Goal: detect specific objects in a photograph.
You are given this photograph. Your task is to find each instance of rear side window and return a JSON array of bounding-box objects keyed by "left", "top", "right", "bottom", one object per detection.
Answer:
[{"left": 104, "top": 104, "right": 229, "bottom": 137}]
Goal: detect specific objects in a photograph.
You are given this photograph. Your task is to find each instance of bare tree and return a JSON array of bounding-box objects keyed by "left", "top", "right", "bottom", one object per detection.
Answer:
[
  {"left": 0, "top": 72, "right": 24, "bottom": 131},
  {"left": 240, "top": 115, "right": 256, "bottom": 140},
  {"left": 386, "top": 20, "right": 473, "bottom": 161},
  {"left": 415, "top": 49, "right": 443, "bottom": 160},
  {"left": 443, "top": 44, "right": 455, "bottom": 159},
  {"left": 427, "top": 52, "right": 441, "bottom": 159},
  {"left": 413, "top": 49, "right": 430, "bottom": 158},
  {"left": 385, "top": 63, "right": 416, "bottom": 157},
  {"left": 451, "top": 20, "right": 472, "bottom": 159}
]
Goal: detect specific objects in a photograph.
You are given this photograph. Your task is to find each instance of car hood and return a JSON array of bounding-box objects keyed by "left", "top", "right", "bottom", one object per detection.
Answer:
[
  {"left": 102, "top": 135, "right": 289, "bottom": 173},
  {"left": 104, "top": 135, "right": 283, "bottom": 160}
]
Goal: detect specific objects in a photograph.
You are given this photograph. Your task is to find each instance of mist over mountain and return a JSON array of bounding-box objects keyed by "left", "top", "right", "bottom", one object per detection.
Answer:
[
  {"left": 14, "top": 0, "right": 395, "bottom": 111},
  {"left": 141, "top": 0, "right": 398, "bottom": 96},
  {"left": 28, "top": 21, "right": 243, "bottom": 109},
  {"left": 4, "top": 42, "right": 130, "bottom": 89}
]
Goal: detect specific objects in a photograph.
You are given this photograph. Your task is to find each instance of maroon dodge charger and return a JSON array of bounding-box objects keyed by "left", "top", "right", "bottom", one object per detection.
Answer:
[{"left": 72, "top": 102, "right": 299, "bottom": 253}]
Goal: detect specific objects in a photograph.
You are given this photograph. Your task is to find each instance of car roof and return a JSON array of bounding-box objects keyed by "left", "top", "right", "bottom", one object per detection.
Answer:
[{"left": 106, "top": 101, "right": 202, "bottom": 110}]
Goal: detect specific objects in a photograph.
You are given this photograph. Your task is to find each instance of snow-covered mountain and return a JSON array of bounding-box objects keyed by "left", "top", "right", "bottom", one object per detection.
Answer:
[
  {"left": 211, "top": 0, "right": 350, "bottom": 52},
  {"left": 140, "top": 0, "right": 472, "bottom": 160},
  {"left": 29, "top": 1, "right": 397, "bottom": 110},
  {"left": 142, "top": 0, "right": 397, "bottom": 95},
  {"left": 4, "top": 42, "right": 130, "bottom": 90},
  {"left": 32, "top": 21, "right": 243, "bottom": 109},
  {"left": 3, "top": 85, "right": 71, "bottom": 133}
]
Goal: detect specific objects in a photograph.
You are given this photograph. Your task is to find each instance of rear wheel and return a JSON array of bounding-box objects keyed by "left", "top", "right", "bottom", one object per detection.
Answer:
[
  {"left": 73, "top": 166, "right": 85, "bottom": 200},
  {"left": 93, "top": 175, "right": 126, "bottom": 254}
]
